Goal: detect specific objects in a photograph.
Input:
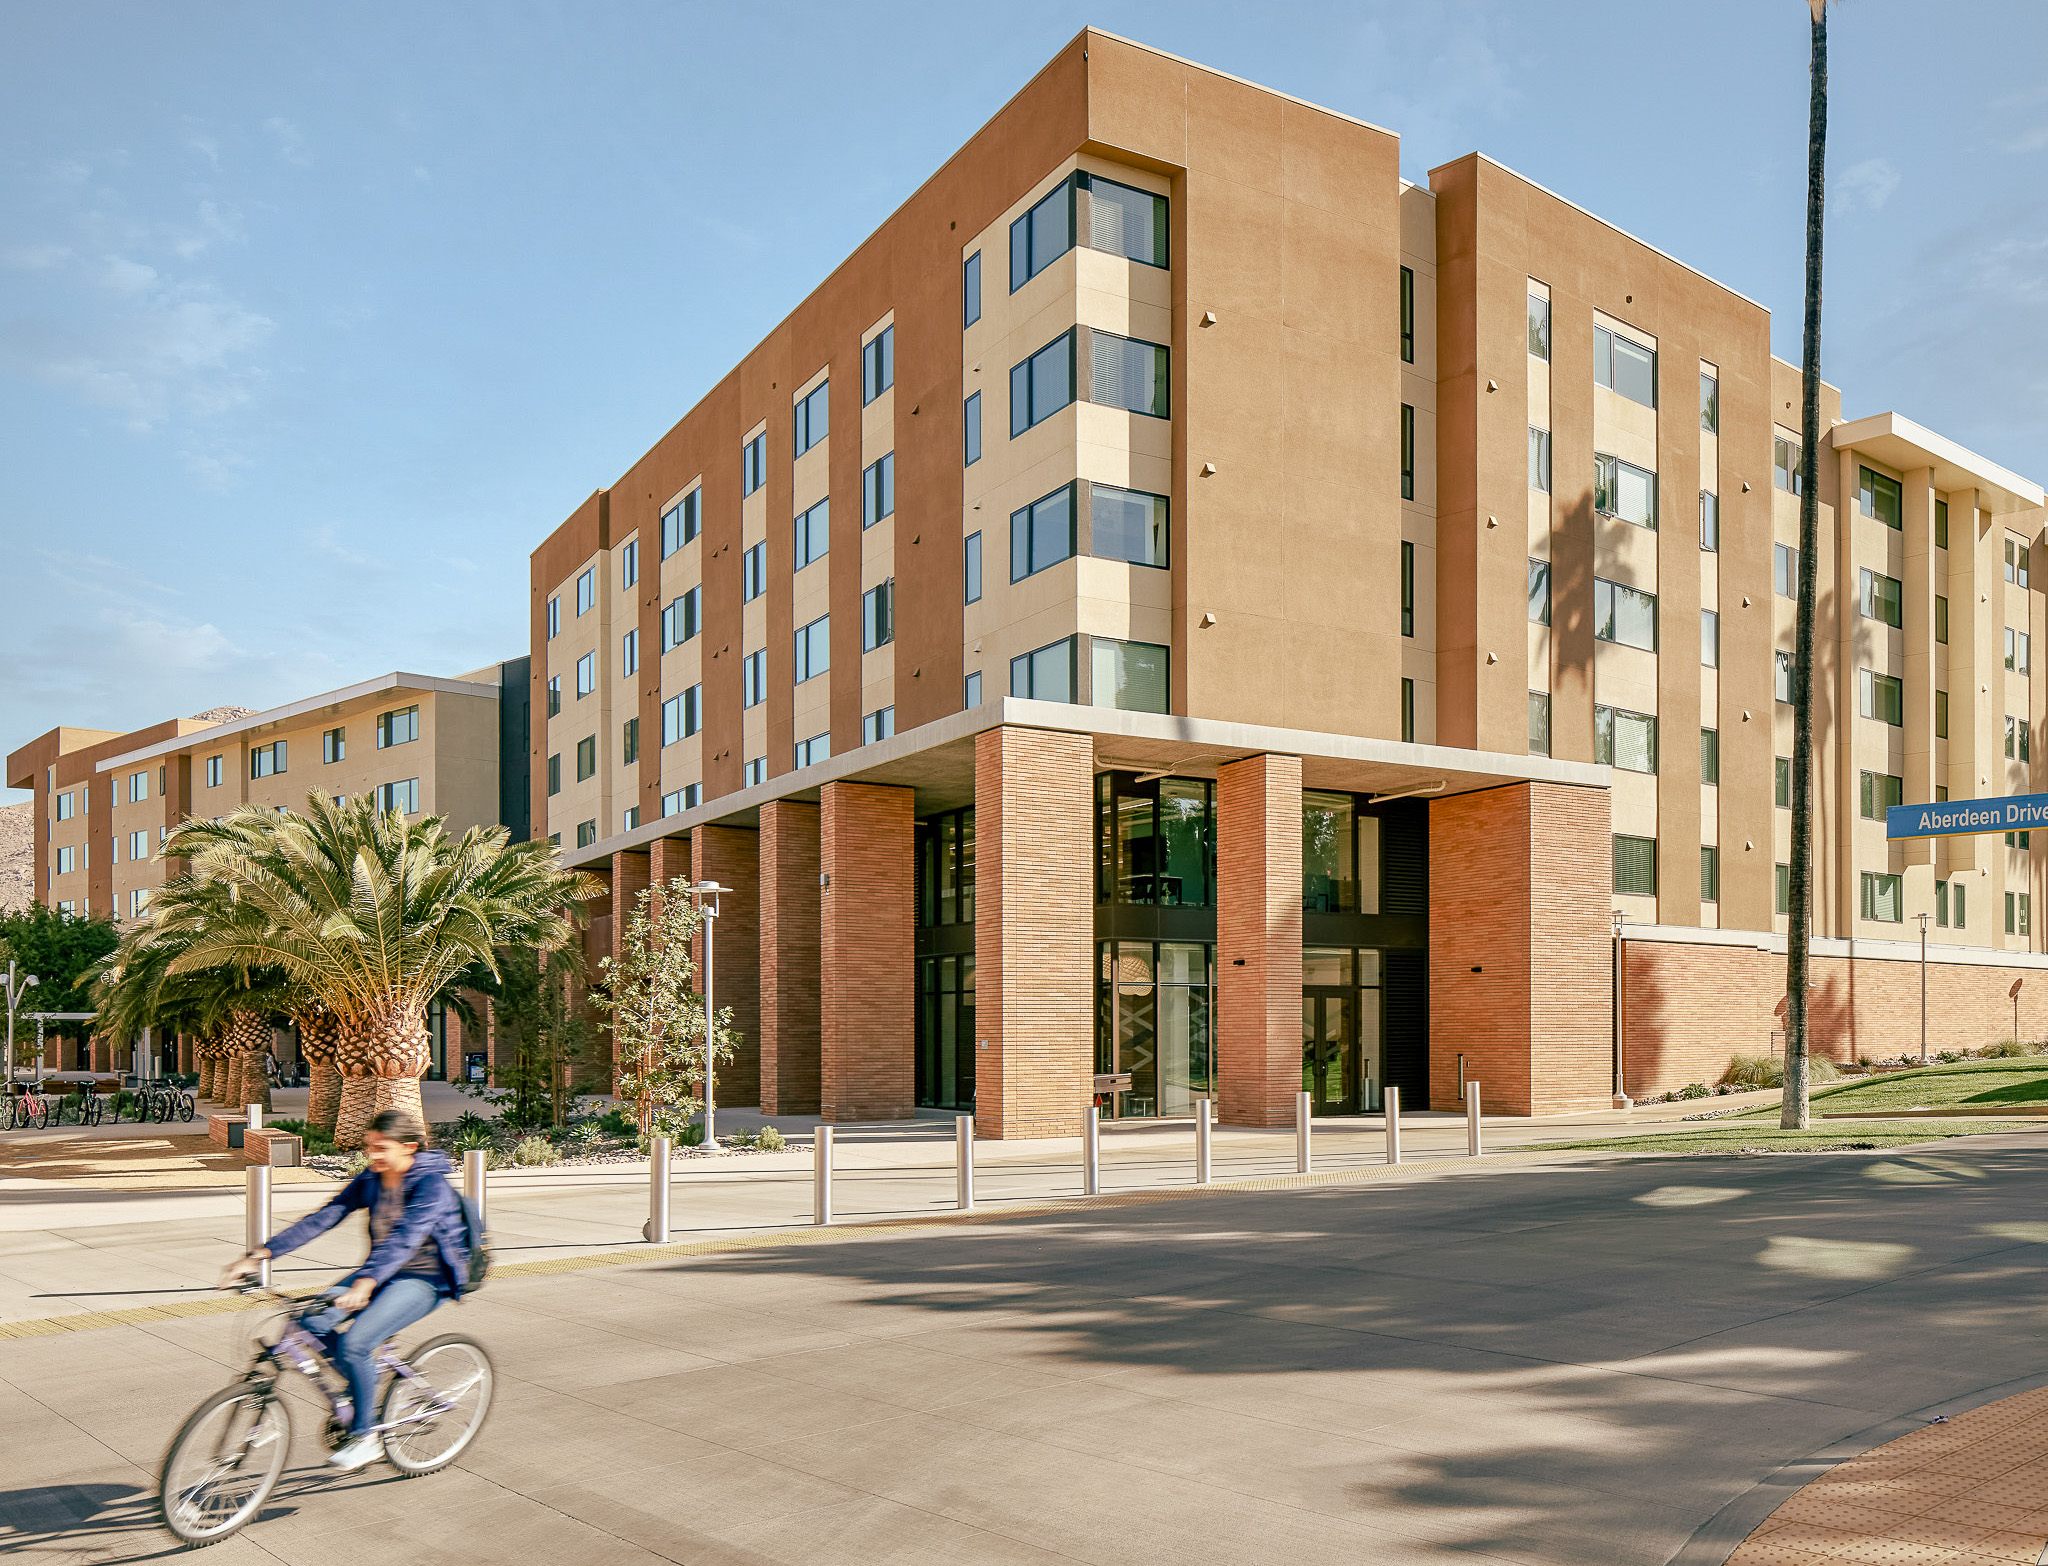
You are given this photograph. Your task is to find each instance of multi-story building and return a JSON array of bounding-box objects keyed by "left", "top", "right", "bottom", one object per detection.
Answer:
[
  {"left": 5, "top": 660, "right": 529, "bottom": 1076},
  {"left": 532, "top": 30, "right": 2046, "bottom": 1130}
]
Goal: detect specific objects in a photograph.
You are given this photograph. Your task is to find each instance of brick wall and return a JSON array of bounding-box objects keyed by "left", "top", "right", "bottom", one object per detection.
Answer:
[
  {"left": 1216, "top": 753, "right": 1304, "bottom": 1129},
  {"left": 974, "top": 726, "right": 1094, "bottom": 1139},
  {"left": 692, "top": 825, "right": 760, "bottom": 1110},
  {"left": 758, "top": 800, "right": 821, "bottom": 1114},
  {"left": 819, "top": 782, "right": 916, "bottom": 1121}
]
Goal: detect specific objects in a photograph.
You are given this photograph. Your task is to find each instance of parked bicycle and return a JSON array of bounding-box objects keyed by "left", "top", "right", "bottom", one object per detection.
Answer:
[
  {"left": 6, "top": 1085, "right": 52, "bottom": 1129},
  {"left": 132, "top": 1078, "right": 196, "bottom": 1123},
  {"left": 157, "top": 1282, "right": 493, "bottom": 1546}
]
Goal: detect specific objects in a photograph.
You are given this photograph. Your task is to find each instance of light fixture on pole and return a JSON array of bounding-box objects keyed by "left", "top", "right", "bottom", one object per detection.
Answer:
[
  {"left": 1610, "top": 910, "right": 1629, "bottom": 1107},
  {"left": 691, "top": 881, "right": 728, "bottom": 1148},
  {"left": 1914, "top": 911, "right": 1930, "bottom": 1063},
  {"left": 3, "top": 964, "right": 38, "bottom": 1088}
]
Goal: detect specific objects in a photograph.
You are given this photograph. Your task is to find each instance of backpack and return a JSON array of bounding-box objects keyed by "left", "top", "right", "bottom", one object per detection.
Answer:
[{"left": 455, "top": 1192, "right": 491, "bottom": 1296}]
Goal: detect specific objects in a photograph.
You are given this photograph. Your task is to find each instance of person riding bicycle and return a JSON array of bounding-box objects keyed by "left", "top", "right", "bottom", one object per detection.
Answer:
[{"left": 223, "top": 1108, "right": 469, "bottom": 1472}]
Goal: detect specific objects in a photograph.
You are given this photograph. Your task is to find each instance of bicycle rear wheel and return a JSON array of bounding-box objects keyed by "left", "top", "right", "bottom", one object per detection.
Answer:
[
  {"left": 379, "top": 1335, "right": 493, "bottom": 1475},
  {"left": 158, "top": 1384, "right": 291, "bottom": 1547},
  {"left": 180, "top": 1093, "right": 196, "bottom": 1122}
]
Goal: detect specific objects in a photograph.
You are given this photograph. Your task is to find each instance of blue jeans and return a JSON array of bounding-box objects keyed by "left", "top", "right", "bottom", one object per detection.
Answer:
[{"left": 306, "top": 1277, "right": 442, "bottom": 1435}]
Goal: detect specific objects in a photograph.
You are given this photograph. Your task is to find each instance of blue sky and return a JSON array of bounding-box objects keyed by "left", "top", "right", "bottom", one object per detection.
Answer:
[{"left": 3, "top": 0, "right": 2044, "bottom": 794}]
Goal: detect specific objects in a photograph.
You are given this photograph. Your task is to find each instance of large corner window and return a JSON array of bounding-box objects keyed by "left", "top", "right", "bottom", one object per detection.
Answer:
[
  {"left": 1011, "top": 484, "right": 1076, "bottom": 581},
  {"left": 1011, "top": 327, "right": 1167, "bottom": 437},
  {"left": 1594, "top": 324, "right": 1657, "bottom": 408},
  {"left": 1010, "top": 170, "right": 1167, "bottom": 292},
  {"left": 1010, "top": 636, "right": 1076, "bottom": 703},
  {"left": 1096, "top": 773, "right": 1214, "bottom": 908},
  {"left": 1090, "top": 637, "right": 1168, "bottom": 714},
  {"left": 1302, "top": 791, "right": 1381, "bottom": 915},
  {"left": 1091, "top": 483, "right": 1168, "bottom": 568}
]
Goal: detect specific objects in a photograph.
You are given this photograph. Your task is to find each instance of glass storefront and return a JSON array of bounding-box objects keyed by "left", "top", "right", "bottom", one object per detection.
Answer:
[
  {"left": 917, "top": 954, "right": 975, "bottom": 1110},
  {"left": 1303, "top": 791, "right": 1381, "bottom": 914},
  {"left": 1301, "top": 947, "right": 1384, "bottom": 1113},
  {"left": 1096, "top": 939, "right": 1212, "bottom": 1118},
  {"left": 1096, "top": 774, "right": 1215, "bottom": 906}
]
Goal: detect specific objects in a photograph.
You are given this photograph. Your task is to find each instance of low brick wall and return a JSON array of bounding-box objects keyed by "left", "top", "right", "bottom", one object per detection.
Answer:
[{"left": 204, "top": 1115, "right": 301, "bottom": 1165}]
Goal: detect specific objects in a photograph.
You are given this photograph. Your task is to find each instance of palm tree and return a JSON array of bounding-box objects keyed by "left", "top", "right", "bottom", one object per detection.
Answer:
[
  {"left": 161, "top": 795, "right": 592, "bottom": 1147},
  {"left": 1784, "top": 0, "right": 1830, "bottom": 1131},
  {"left": 93, "top": 922, "right": 286, "bottom": 1111}
]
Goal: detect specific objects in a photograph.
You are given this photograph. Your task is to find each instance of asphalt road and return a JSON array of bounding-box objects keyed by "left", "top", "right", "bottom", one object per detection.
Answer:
[{"left": 7, "top": 1136, "right": 2048, "bottom": 1565}]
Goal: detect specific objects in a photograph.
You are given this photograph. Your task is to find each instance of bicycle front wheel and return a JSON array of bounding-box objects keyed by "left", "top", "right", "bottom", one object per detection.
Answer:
[
  {"left": 180, "top": 1093, "right": 196, "bottom": 1123},
  {"left": 159, "top": 1384, "right": 291, "bottom": 1547},
  {"left": 379, "top": 1335, "right": 493, "bottom": 1475},
  {"left": 31, "top": 1101, "right": 48, "bottom": 1130}
]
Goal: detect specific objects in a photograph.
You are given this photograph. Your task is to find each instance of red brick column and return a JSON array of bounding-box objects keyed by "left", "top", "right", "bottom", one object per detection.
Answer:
[
  {"left": 1216, "top": 754, "right": 1304, "bottom": 1128},
  {"left": 820, "top": 781, "right": 916, "bottom": 1121},
  {"left": 1429, "top": 781, "right": 1612, "bottom": 1114},
  {"left": 648, "top": 835, "right": 690, "bottom": 922},
  {"left": 694, "top": 825, "right": 760, "bottom": 1110},
  {"left": 758, "top": 800, "right": 821, "bottom": 1114},
  {"left": 973, "top": 726, "right": 1094, "bottom": 1139}
]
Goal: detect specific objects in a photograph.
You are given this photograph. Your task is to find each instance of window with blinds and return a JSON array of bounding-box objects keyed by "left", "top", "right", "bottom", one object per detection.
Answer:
[{"left": 1613, "top": 835, "right": 1658, "bottom": 896}]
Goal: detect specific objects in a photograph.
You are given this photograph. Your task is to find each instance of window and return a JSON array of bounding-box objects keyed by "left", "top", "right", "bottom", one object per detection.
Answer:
[
  {"left": 375, "top": 778, "right": 419, "bottom": 815},
  {"left": 661, "top": 686, "right": 702, "bottom": 745},
  {"left": 1594, "top": 324, "right": 1657, "bottom": 407},
  {"left": 2009, "top": 628, "right": 2033, "bottom": 674},
  {"left": 1402, "top": 678, "right": 1416, "bottom": 742},
  {"left": 1700, "top": 372, "right": 1718, "bottom": 434},
  {"left": 1936, "top": 498, "right": 1949, "bottom": 549},
  {"left": 620, "top": 538, "right": 638, "bottom": 589},
  {"left": 623, "top": 807, "right": 640, "bottom": 832},
  {"left": 54, "top": 789, "right": 73, "bottom": 820},
  {"left": 964, "top": 531, "right": 982, "bottom": 603},
  {"left": 622, "top": 628, "right": 639, "bottom": 676},
  {"left": 1399, "top": 266, "right": 1414, "bottom": 363},
  {"left": 1701, "top": 727, "right": 1719, "bottom": 784},
  {"left": 1936, "top": 596, "right": 1949, "bottom": 645},
  {"left": 863, "top": 453, "right": 894, "bottom": 528},
  {"left": 1613, "top": 835, "right": 1657, "bottom": 896},
  {"left": 1700, "top": 490, "right": 1719, "bottom": 551},
  {"left": 547, "top": 675, "right": 561, "bottom": 717},
  {"left": 794, "top": 616, "right": 830, "bottom": 683},
  {"left": 1011, "top": 484, "right": 1076, "bottom": 581},
  {"left": 662, "top": 785, "right": 702, "bottom": 817},
  {"left": 1402, "top": 542, "right": 1416, "bottom": 636},
  {"left": 1091, "top": 638, "right": 1169, "bottom": 714},
  {"left": 576, "top": 568, "right": 595, "bottom": 616},
  {"left": 377, "top": 706, "right": 419, "bottom": 748},
  {"left": 576, "top": 735, "right": 597, "bottom": 782},
  {"left": 1527, "top": 293, "right": 1550, "bottom": 360},
  {"left": 1936, "top": 690, "right": 1949, "bottom": 739},
  {"left": 1593, "top": 577, "right": 1657, "bottom": 651},
  {"left": 1700, "top": 846, "right": 1719, "bottom": 902},
  {"left": 547, "top": 596, "right": 560, "bottom": 639},
  {"left": 2012, "top": 892, "right": 2033, "bottom": 939},
  {"left": 663, "top": 586, "right": 701, "bottom": 650},
  {"left": 128, "top": 829, "right": 148, "bottom": 861},
  {"left": 1595, "top": 705, "right": 1658, "bottom": 773},
  {"left": 862, "top": 327, "right": 894, "bottom": 405},
  {"left": 1774, "top": 435, "right": 1803, "bottom": 494},
  {"left": 1776, "top": 862, "right": 1792, "bottom": 916},
  {"left": 1775, "top": 543, "right": 1800, "bottom": 599},
  {"left": 793, "top": 379, "right": 829, "bottom": 456},
  {"left": 1776, "top": 651, "right": 1794, "bottom": 704},
  {"left": 2009, "top": 831, "right": 2033, "bottom": 851},
  {"left": 1009, "top": 170, "right": 1166, "bottom": 292},
  {"left": 1701, "top": 609, "right": 1719, "bottom": 668},
  {"left": 1091, "top": 483, "right": 1168, "bottom": 568},
  {"left": 576, "top": 820, "right": 597, "bottom": 849},
  {"left": 1861, "top": 872, "right": 1903, "bottom": 923},
  {"left": 863, "top": 707, "right": 895, "bottom": 745},
  {"left": 1528, "top": 691, "right": 1550, "bottom": 756},
  {"left": 1860, "top": 669, "right": 1904, "bottom": 726},
  {"left": 1858, "top": 466, "right": 1903, "bottom": 529},
  {"left": 1401, "top": 404, "right": 1415, "bottom": 500},
  {"left": 623, "top": 717, "right": 639, "bottom": 766},
  {"left": 1776, "top": 756, "right": 1791, "bottom": 807},
  {"left": 744, "top": 757, "right": 766, "bottom": 787},
  {"left": 742, "top": 650, "right": 767, "bottom": 708},
  {"left": 794, "top": 498, "right": 829, "bottom": 569},
  {"left": 1955, "top": 882, "right": 1968, "bottom": 929},
  {"left": 963, "top": 251, "right": 982, "bottom": 327},
  {"left": 1860, "top": 569, "right": 1904, "bottom": 628},
  {"left": 126, "top": 770, "right": 146, "bottom": 803},
  {"left": 1010, "top": 636, "right": 1075, "bottom": 702},
  {"left": 1937, "top": 879, "right": 1950, "bottom": 927},
  {"left": 742, "top": 542, "right": 766, "bottom": 602},
  {"left": 794, "top": 733, "right": 830, "bottom": 769},
  {"left": 964, "top": 391, "right": 982, "bottom": 465},
  {"left": 2008, "top": 715, "right": 2033, "bottom": 762},
  {"left": 547, "top": 753, "right": 560, "bottom": 795},
  {"left": 1528, "top": 427, "right": 1551, "bottom": 493},
  {"left": 250, "top": 741, "right": 287, "bottom": 778},
  {"left": 1527, "top": 558, "right": 1551, "bottom": 625},
  {"left": 130, "top": 888, "right": 149, "bottom": 919},
  {"left": 576, "top": 651, "right": 595, "bottom": 697},
  {"left": 742, "top": 432, "right": 766, "bottom": 496},
  {"left": 963, "top": 671, "right": 983, "bottom": 708},
  {"left": 661, "top": 491, "right": 700, "bottom": 557},
  {"left": 863, "top": 580, "right": 894, "bottom": 651},
  {"left": 1595, "top": 453, "right": 1657, "bottom": 528},
  {"left": 1859, "top": 771, "right": 1903, "bottom": 820},
  {"left": 54, "top": 845, "right": 75, "bottom": 875},
  {"left": 1011, "top": 332, "right": 1074, "bottom": 435},
  {"left": 1089, "top": 329, "right": 1169, "bottom": 420},
  {"left": 205, "top": 756, "right": 222, "bottom": 788},
  {"left": 323, "top": 728, "right": 345, "bottom": 764}
]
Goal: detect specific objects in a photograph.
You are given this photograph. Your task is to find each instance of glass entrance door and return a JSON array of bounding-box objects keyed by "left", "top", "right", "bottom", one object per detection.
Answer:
[{"left": 1300, "top": 991, "right": 1358, "bottom": 1114}]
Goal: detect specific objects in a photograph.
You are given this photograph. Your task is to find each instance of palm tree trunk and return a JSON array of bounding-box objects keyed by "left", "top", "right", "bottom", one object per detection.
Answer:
[
  {"left": 226, "top": 1011, "right": 274, "bottom": 1116},
  {"left": 294, "top": 1008, "right": 344, "bottom": 1137},
  {"left": 1783, "top": 2, "right": 1828, "bottom": 1130},
  {"left": 197, "top": 1051, "right": 216, "bottom": 1103},
  {"left": 333, "top": 1011, "right": 430, "bottom": 1150}
]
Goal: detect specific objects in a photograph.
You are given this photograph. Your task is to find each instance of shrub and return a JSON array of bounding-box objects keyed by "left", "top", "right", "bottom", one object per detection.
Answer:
[
  {"left": 568, "top": 1120, "right": 606, "bottom": 1145},
  {"left": 512, "top": 1135, "right": 560, "bottom": 1166},
  {"left": 678, "top": 1121, "right": 705, "bottom": 1147},
  {"left": 446, "top": 1122, "right": 494, "bottom": 1155},
  {"left": 1937, "top": 1049, "right": 1966, "bottom": 1064},
  {"left": 265, "top": 1117, "right": 337, "bottom": 1157},
  {"left": 597, "top": 1106, "right": 637, "bottom": 1138},
  {"left": 341, "top": 1151, "right": 369, "bottom": 1177},
  {"left": 1979, "top": 1040, "right": 2029, "bottom": 1058},
  {"left": 1721, "top": 1053, "right": 1782, "bottom": 1090},
  {"left": 756, "top": 1126, "right": 787, "bottom": 1151},
  {"left": 1676, "top": 1082, "right": 1710, "bottom": 1100}
]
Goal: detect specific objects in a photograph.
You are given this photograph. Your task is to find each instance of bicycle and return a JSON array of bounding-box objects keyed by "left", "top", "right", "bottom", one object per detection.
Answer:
[
  {"left": 157, "top": 1283, "right": 493, "bottom": 1547},
  {"left": 7, "top": 1086, "right": 51, "bottom": 1130}
]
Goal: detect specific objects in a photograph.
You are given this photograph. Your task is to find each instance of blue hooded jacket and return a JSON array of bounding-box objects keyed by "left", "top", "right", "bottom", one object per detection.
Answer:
[{"left": 265, "top": 1148, "right": 466, "bottom": 1297}]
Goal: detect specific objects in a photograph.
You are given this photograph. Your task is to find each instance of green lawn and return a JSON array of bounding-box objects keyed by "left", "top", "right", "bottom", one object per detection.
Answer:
[
  {"left": 1733, "top": 1057, "right": 2048, "bottom": 1118},
  {"left": 1529, "top": 1122, "right": 2040, "bottom": 1155}
]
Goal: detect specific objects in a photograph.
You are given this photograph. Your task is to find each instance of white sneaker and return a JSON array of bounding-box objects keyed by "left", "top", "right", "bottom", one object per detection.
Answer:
[{"left": 326, "top": 1433, "right": 383, "bottom": 1472}]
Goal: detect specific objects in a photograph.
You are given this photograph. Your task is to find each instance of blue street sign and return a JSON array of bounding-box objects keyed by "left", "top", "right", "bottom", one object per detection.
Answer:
[{"left": 1886, "top": 793, "right": 2048, "bottom": 840}]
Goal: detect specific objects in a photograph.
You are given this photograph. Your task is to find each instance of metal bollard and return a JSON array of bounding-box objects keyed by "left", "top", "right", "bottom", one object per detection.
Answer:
[
  {"left": 244, "top": 1167, "right": 272, "bottom": 1287},
  {"left": 813, "top": 1125, "right": 833, "bottom": 1225},
  {"left": 462, "top": 1148, "right": 488, "bottom": 1231},
  {"left": 1196, "top": 1098, "right": 1213, "bottom": 1185},
  {"left": 1082, "top": 1105, "right": 1100, "bottom": 1196},
  {"left": 645, "top": 1135, "right": 671, "bottom": 1243},
  {"left": 1466, "top": 1082, "right": 1483, "bottom": 1158},
  {"left": 956, "top": 1115, "right": 975, "bottom": 1210},
  {"left": 1384, "top": 1085, "right": 1402, "bottom": 1165},
  {"left": 1295, "top": 1091, "right": 1312, "bottom": 1174}
]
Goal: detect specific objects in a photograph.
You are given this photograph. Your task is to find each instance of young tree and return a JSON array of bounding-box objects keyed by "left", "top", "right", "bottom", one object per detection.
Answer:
[
  {"left": 595, "top": 878, "right": 736, "bottom": 1141},
  {"left": 0, "top": 905, "right": 119, "bottom": 1066},
  {"left": 466, "top": 945, "right": 593, "bottom": 1130}
]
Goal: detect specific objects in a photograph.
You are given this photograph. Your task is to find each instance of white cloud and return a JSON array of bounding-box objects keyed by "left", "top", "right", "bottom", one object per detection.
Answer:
[{"left": 1833, "top": 157, "right": 1900, "bottom": 212}]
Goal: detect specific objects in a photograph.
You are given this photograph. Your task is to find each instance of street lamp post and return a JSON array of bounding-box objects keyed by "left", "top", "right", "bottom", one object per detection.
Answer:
[
  {"left": 1914, "top": 911, "right": 1930, "bottom": 1063},
  {"left": 692, "top": 881, "right": 728, "bottom": 1148},
  {"left": 3, "top": 963, "right": 39, "bottom": 1088},
  {"left": 1610, "top": 910, "right": 1629, "bottom": 1107}
]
